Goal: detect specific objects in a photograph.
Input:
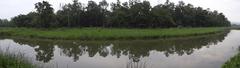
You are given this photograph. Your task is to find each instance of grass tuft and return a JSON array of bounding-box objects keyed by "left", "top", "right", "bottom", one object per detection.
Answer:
[
  {"left": 222, "top": 51, "right": 240, "bottom": 68},
  {"left": 0, "top": 48, "right": 35, "bottom": 68}
]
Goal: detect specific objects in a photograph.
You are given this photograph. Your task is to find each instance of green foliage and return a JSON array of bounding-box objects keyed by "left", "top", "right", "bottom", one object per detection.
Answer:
[
  {"left": 0, "top": 27, "right": 225, "bottom": 40},
  {"left": 85, "top": 1, "right": 104, "bottom": 27},
  {"left": 0, "top": 19, "right": 15, "bottom": 27},
  {"left": 11, "top": 12, "right": 37, "bottom": 27},
  {"left": 56, "top": 0, "right": 84, "bottom": 27},
  {"left": 35, "top": 1, "right": 56, "bottom": 28},
  {"left": 222, "top": 52, "right": 240, "bottom": 68},
  {"left": 0, "top": 52, "right": 34, "bottom": 68},
  {"left": 10, "top": 0, "right": 231, "bottom": 28}
]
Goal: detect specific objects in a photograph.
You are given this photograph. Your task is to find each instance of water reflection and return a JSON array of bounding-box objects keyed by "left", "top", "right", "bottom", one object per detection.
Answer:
[{"left": 8, "top": 31, "right": 229, "bottom": 63}]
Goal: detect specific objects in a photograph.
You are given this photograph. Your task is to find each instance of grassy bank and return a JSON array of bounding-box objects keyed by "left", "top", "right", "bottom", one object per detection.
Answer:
[
  {"left": 0, "top": 52, "right": 34, "bottom": 68},
  {"left": 222, "top": 52, "right": 240, "bottom": 68},
  {"left": 0, "top": 27, "right": 226, "bottom": 40}
]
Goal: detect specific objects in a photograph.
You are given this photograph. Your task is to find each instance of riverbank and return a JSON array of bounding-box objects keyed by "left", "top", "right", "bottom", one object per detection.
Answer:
[
  {"left": 222, "top": 51, "right": 240, "bottom": 68},
  {"left": 0, "top": 52, "right": 34, "bottom": 68},
  {"left": 0, "top": 27, "right": 227, "bottom": 40}
]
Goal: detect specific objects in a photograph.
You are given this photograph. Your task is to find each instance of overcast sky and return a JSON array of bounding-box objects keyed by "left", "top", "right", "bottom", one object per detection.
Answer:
[{"left": 0, "top": 0, "right": 240, "bottom": 23}]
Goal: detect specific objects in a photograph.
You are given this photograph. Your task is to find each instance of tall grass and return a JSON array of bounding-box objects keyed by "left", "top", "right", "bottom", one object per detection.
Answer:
[
  {"left": 222, "top": 47, "right": 240, "bottom": 68},
  {"left": 0, "top": 27, "right": 226, "bottom": 40},
  {"left": 0, "top": 48, "right": 35, "bottom": 68}
]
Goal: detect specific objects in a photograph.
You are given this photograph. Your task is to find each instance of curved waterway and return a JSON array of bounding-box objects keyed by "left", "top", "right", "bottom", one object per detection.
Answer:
[{"left": 0, "top": 30, "right": 240, "bottom": 68}]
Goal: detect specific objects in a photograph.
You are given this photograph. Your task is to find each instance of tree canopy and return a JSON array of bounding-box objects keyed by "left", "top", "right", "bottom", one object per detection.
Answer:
[
  {"left": 0, "top": 19, "right": 14, "bottom": 27},
  {"left": 9, "top": 0, "right": 231, "bottom": 28}
]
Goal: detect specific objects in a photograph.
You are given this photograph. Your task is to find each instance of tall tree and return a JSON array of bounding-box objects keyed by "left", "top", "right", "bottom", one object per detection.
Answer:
[
  {"left": 128, "top": 0, "right": 152, "bottom": 28},
  {"left": 99, "top": 0, "right": 109, "bottom": 27},
  {"left": 35, "top": 1, "right": 55, "bottom": 28},
  {"left": 85, "top": 1, "right": 103, "bottom": 27},
  {"left": 57, "top": 0, "right": 84, "bottom": 27}
]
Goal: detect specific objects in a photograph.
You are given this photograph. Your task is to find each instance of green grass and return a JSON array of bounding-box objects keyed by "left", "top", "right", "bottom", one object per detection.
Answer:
[
  {"left": 222, "top": 52, "right": 240, "bottom": 68},
  {"left": 222, "top": 44, "right": 240, "bottom": 68},
  {"left": 0, "top": 27, "right": 226, "bottom": 40},
  {"left": 0, "top": 51, "right": 35, "bottom": 68}
]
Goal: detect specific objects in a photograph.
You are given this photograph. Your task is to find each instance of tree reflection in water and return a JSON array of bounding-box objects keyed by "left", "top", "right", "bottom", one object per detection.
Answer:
[{"left": 12, "top": 31, "right": 229, "bottom": 63}]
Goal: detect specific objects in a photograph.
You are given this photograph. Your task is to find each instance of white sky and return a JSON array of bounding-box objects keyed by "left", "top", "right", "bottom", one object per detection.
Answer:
[{"left": 0, "top": 0, "right": 240, "bottom": 23}]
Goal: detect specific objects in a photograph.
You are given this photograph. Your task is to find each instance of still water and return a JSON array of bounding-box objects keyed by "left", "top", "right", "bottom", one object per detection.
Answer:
[{"left": 0, "top": 30, "right": 240, "bottom": 68}]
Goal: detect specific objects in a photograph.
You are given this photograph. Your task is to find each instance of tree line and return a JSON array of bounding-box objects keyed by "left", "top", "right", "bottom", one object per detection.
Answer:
[
  {"left": 5, "top": 0, "right": 231, "bottom": 28},
  {"left": 0, "top": 19, "right": 15, "bottom": 27}
]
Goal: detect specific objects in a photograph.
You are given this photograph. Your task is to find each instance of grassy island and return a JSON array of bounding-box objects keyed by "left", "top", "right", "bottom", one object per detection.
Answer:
[{"left": 0, "top": 27, "right": 226, "bottom": 40}]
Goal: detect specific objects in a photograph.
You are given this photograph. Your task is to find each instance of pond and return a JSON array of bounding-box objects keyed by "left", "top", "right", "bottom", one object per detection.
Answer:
[{"left": 0, "top": 30, "right": 240, "bottom": 68}]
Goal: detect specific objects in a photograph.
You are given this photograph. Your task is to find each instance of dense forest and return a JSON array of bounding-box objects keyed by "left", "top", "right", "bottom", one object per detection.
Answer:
[{"left": 1, "top": 0, "right": 231, "bottom": 28}]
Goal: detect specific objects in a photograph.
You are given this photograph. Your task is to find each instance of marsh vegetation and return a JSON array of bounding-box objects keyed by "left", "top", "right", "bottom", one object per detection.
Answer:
[
  {"left": 0, "top": 27, "right": 225, "bottom": 40},
  {"left": 0, "top": 49, "right": 34, "bottom": 68}
]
